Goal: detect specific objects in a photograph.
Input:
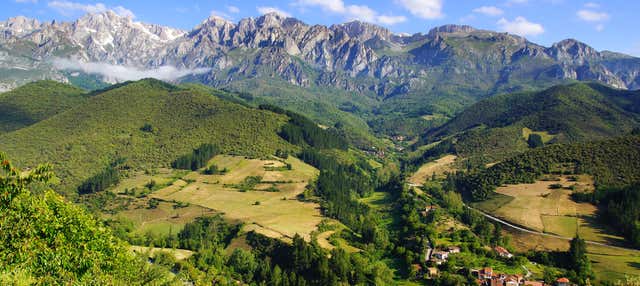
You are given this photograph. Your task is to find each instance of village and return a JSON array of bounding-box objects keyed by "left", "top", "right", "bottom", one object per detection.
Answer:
[
  {"left": 414, "top": 240, "right": 572, "bottom": 286},
  {"left": 410, "top": 203, "right": 573, "bottom": 286}
]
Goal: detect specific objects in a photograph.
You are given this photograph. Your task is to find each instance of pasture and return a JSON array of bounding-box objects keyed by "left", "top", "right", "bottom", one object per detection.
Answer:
[
  {"left": 508, "top": 230, "right": 640, "bottom": 283},
  {"left": 408, "top": 154, "right": 457, "bottom": 185},
  {"left": 479, "top": 175, "right": 622, "bottom": 245},
  {"left": 521, "top": 127, "right": 556, "bottom": 143},
  {"left": 151, "top": 155, "right": 322, "bottom": 241},
  {"left": 130, "top": 246, "right": 194, "bottom": 261}
]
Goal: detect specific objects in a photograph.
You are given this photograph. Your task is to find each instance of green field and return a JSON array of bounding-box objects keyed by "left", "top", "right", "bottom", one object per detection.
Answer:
[
  {"left": 509, "top": 230, "right": 640, "bottom": 282},
  {"left": 149, "top": 155, "right": 321, "bottom": 241},
  {"left": 408, "top": 154, "right": 457, "bottom": 185},
  {"left": 130, "top": 246, "right": 194, "bottom": 261},
  {"left": 522, "top": 127, "right": 556, "bottom": 143}
]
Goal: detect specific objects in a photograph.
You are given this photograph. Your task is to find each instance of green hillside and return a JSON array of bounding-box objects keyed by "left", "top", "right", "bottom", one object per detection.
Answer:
[
  {"left": 0, "top": 80, "right": 87, "bottom": 133},
  {"left": 457, "top": 135, "right": 640, "bottom": 201},
  {"left": 0, "top": 79, "right": 295, "bottom": 194},
  {"left": 414, "top": 82, "right": 640, "bottom": 164}
]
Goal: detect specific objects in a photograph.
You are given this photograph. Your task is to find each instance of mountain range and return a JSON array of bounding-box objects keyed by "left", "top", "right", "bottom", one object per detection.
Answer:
[{"left": 1, "top": 11, "right": 640, "bottom": 137}]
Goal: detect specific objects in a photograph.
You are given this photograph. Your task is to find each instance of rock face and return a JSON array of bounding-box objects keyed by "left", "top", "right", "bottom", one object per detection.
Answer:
[{"left": 1, "top": 12, "right": 639, "bottom": 94}]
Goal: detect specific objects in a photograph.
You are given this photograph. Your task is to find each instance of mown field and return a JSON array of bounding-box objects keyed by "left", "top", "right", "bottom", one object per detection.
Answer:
[
  {"left": 509, "top": 230, "right": 640, "bottom": 282},
  {"left": 130, "top": 246, "right": 194, "bottom": 261},
  {"left": 471, "top": 174, "right": 639, "bottom": 282},
  {"left": 473, "top": 175, "right": 624, "bottom": 245},
  {"left": 150, "top": 155, "right": 322, "bottom": 241},
  {"left": 407, "top": 154, "right": 457, "bottom": 185}
]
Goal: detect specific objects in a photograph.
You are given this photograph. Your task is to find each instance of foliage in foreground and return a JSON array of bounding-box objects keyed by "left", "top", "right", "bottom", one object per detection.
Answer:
[{"left": 0, "top": 153, "right": 175, "bottom": 285}]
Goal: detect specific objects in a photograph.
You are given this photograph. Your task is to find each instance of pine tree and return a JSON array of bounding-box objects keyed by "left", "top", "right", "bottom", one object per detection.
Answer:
[{"left": 569, "top": 235, "right": 594, "bottom": 285}]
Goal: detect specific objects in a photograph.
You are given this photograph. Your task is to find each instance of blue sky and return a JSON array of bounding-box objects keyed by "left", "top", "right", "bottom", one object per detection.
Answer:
[{"left": 4, "top": 0, "right": 640, "bottom": 56}]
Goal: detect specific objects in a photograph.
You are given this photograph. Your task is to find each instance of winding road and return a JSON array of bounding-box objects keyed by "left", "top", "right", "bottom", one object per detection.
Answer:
[
  {"left": 406, "top": 183, "right": 639, "bottom": 253},
  {"left": 464, "top": 204, "right": 639, "bottom": 253}
]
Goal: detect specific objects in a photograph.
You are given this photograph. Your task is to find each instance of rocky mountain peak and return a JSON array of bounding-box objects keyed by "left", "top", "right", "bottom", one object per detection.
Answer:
[
  {"left": 1, "top": 16, "right": 41, "bottom": 37},
  {"left": 199, "top": 15, "right": 236, "bottom": 28},
  {"left": 550, "top": 39, "right": 600, "bottom": 62},
  {"left": 333, "top": 21, "right": 393, "bottom": 42},
  {"left": 256, "top": 12, "right": 289, "bottom": 28},
  {"left": 427, "top": 24, "right": 476, "bottom": 37},
  {"left": 0, "top": 12, "right": 639, "bottom": 92}
]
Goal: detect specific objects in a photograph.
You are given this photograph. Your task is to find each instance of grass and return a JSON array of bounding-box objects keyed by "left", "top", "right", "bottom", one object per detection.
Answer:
[
  {"left": 489, "top": 175, "right": 638, "bottom": 282},
  {"left": 541, "top": 216, "right": 577, "bottom": 238},
  {"left": 130, "top": 246, "right": 194, "bottom": 261},
  {"left": 421, "top": 113, "right": 449, "bottom": 122},
  {"left": 470, "top": 192, "right": 514, "bottom": 213},
  {"left": 488, "top": 177, "right": 603, "bottom": 234},
  {"left": 407, "top": 154, "right": 457, "bottom": 185},
  {"left": 508, "top": 230, "right": 640, "bottom": 283},
  {"left": 106, "top": 199, "right": 216, "bottom": 237},
  {"left": 151, "top": 155, "right": 321, "bottom": 241},
  {"left": 522, "top": 127, "right": 556, "bottom": 143}
]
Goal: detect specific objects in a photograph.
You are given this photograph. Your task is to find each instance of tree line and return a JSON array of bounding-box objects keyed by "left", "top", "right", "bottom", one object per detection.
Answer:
[
  {"left": 171, "top": 143, "right": 220, "bottom": 171},
  {"left": 454, "top": 136, "right": 640, "bottom": 201},
  {"left": 260, "top": 104, "right": 348, "bottom": 150}
]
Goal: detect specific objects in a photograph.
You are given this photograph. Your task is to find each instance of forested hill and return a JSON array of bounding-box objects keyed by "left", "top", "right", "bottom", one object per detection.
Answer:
[
  {"left": 0, "top": 79, "right": 297, "bottom": 194},
  {"left": 411, "top": 82, "right": 640, "bottom": 164},
  {"left": 428, "top": 82, "right": 640, "bottom": 142},
  {"left": 456, "top": 135, "right": 640, "bottom": 201},
  {"left": 0, "top": 80, "right": 87, "bottom": 134}
]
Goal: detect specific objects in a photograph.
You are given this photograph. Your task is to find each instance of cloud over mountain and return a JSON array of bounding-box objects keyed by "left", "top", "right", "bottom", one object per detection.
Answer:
[{"left": 52, "top": 58, "right": 209, "bottom": 82}]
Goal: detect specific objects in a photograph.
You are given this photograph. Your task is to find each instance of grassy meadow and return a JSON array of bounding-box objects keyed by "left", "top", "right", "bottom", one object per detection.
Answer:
[{"left": 149, "top": 155, "right": 322, "bottom": 241}]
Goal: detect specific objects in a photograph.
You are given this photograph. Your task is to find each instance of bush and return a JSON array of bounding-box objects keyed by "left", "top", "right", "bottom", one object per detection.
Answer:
[
  {"left": 140, "top": 123, "right": 154, "bottom": 133},
  {"left": 549, "top": 183, "right": 563, "bottom": 189},
  {"left": 202, "top": 164, "right": 227, "bottom": 175},
  {"left": 148, "top": 198, "right": 160, "bottom": 209},
  {"left": 528, "top": 134, "right": 544, "bottom": 148}
]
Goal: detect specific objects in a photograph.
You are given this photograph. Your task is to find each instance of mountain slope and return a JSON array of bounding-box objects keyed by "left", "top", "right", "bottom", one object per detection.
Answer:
[
  {"left": 0, "top": 80, "right": 86, "bottom": 133},
  {"left": 2, "top": 12, "right": 640, "bottom": 137},
  {"left": 414, "top": 82, "right": 640, "bottom": 164},
  {"left": 0, "top": 79, "right": 294, "bottom": 193},
  {"left": 431, "top": 82, "right": 640, "bottom": 139}
]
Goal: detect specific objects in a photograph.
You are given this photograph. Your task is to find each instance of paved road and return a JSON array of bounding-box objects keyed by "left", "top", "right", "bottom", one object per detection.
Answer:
[
  {"left": 464, "top": 204, "right": 639, "bottom": 253},
  {"left": 406, "top": 182, "right": 639, "bottom": 252}
]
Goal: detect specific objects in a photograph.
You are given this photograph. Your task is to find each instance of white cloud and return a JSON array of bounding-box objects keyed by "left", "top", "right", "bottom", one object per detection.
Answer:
[
  {"left": 52, "top": 58, "right": 210, "bottom": 82},
  {"left": 584, "top": 2, "right": 600, "bottom": 9},
  {"left": 48, "top": 1, "right": 135, "bottom": 18},
  {"left": 15, "top": 0, "right": 38, "bottom": 3},
  {"left": 209, "top": 10, "right": 232, "bottom": 20},
  {"left": 227, "top": 5, "right": 240, "bottom": 14},
  {"left": 577, "top": 9, "right": 609, "bottom": 22},
  {"left": 497, "top": 16, "right": 544, "bottom": 37},
  {"left": 257, "top": 6, "right": 292, "bottom": 17},
  {"left": 112, "top": 6, "right": 135, "bottom": 18},
  {"left": 295, "top": 0, "right": 406, "bottom": 25},
  {"left": 377, "top": 15, "right": 408, "bottom": 25},
  {"left": 595, "top": 24, "right": 604, "bottom": 32},
  {"left": 473, "top": 6, "right": 503, "bottom": 17},
  {"left": 396, "top": 0, "right": 443, "bottom": 19}
]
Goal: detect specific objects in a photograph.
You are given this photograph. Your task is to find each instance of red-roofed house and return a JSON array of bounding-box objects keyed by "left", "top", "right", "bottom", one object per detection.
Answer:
[
  {"left": 494, "top": 246, "right": 513, "bottom": 258},
  {"left": 556, "top": 278, "right": 570, "bottom": 286}
]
